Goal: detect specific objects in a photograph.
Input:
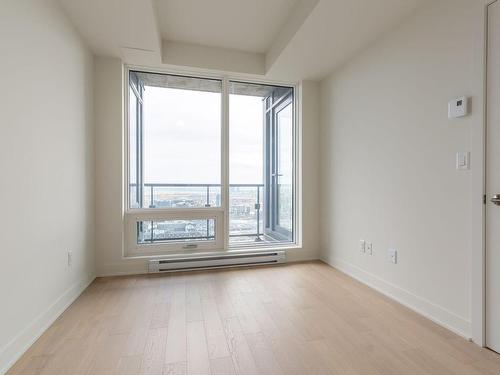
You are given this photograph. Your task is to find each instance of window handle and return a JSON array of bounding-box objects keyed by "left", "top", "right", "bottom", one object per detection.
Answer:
[
  {"left": 183, "top": 244, "right": 198, "bottom": 249},
  {"left": 491, "top": 195, "right": 500, "bottom": 206}
]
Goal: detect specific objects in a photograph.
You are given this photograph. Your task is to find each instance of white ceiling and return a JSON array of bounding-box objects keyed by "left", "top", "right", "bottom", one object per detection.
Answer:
[
  {"left": 267, "top": 0, "right": 429, "bottom": 80},
  {"left": 155, "top": 0, "right": 300, "bottom": 53},
  {"left": 59, "top": 0, "right": 161, "bottom": 58},
  {"left": 58, "top": 0, "right": 429, "bottom": 81}
]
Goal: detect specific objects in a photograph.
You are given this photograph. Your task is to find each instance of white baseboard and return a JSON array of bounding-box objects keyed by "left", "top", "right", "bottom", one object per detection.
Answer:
[
  {"left": 323, "top": 257, "right": 471, "bottom": 339},
  {"left": 97, "top": 262, "right": 148, "bottom": 277},
  {"left": 0, "top": 274, "right": 96, "bottom": 375}
]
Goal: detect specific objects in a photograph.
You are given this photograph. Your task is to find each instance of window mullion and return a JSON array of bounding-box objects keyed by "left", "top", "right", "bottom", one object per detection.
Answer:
[{"left": 222, "top": 77, "right": 230, "bottom": 250}]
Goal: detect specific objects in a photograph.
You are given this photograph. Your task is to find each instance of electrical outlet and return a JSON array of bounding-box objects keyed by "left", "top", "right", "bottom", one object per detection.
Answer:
[
  {"left": 360, "top": 240, "right": 366, "bottom": 253},
  {"left": 366, "top": 242, "right": 373, "bottom": 255},
  {"left": 388, "top": 249, "right": 397, "bottom": 264},
  {"left": 67, "top": 251, "right": 73, "bottom": 267}
]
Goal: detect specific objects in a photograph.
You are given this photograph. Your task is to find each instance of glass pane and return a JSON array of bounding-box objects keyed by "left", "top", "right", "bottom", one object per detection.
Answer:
[
  {"left": 277, "top": 104, "right": 293, "bottom": 233},
  {"left": 137, "top": 219, "right": 216, "bottom": 244},
  {"left": 128, "top": 71, "right": 222, "bottom": 209},
  {"left": 229, "top": 185, "right": 264, "bottom": 242},
  {"left": 129, "top": 86, "right": 139, "bottom": 208},
  {"left": 229, "top": 83, "right": 265, "bottom": 245},
  {"left": 143, "top": 185, "right": 221, "bottom": 209}
]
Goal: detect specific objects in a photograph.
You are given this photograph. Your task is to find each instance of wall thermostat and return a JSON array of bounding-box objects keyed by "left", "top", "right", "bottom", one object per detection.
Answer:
[{"left": 448, "top": 96, "right": 469, "bottom": 119}]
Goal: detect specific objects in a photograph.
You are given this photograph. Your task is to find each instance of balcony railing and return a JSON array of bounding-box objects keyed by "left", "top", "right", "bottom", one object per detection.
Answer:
[{"left": 130, "top": 183, "right": 265, "bottom": 241}]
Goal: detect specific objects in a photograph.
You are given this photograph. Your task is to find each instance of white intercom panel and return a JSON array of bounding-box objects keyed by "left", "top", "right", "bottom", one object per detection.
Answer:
[{"left": 448, "top": 96, "right": 469, "bottom": 119}]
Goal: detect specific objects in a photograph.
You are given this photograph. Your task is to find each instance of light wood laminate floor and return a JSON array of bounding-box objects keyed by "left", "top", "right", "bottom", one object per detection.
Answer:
[{"left": 7, "top": 261, "right": 500, "bottom": 375}]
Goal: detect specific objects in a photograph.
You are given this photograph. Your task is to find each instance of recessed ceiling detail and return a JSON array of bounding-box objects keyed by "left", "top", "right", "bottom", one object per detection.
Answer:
[
  {"left": 155, "top": 0, "right": 300, "bottom": 53},
  {"left": 58, "top": 0, "right": 429, "bottom": 81}
]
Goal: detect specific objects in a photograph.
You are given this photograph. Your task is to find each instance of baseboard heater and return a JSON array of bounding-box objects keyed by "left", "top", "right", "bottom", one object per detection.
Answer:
[{"left": 148, "top": 251, "right": 286, "bottom": 273}]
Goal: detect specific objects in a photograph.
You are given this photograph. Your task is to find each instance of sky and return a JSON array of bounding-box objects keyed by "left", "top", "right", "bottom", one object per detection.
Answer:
[{"left": 141, "top": 86, "right": 264, "bottom": 185}]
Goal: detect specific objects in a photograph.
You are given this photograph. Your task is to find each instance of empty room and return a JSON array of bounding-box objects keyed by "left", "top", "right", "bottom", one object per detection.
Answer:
[{"left": 3, "top": 0, "right": 500, "bottom": 374}]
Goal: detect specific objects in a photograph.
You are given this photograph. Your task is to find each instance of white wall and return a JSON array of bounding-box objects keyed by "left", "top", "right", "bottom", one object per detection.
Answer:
[
  {"left": 319, "top": 0, "right": 486, "bottom": 339},
  {"left": 0, "top": 0, "right": 95, "bottom": 372},
  {"left": 94, "top": 57, "right": 134, "bottom": 276},
  {"left": 298, "top": 81, "right": 321, "bottom": 262},
  {"left": 94, "top": 57, "right": 320, "bottom": 275}
]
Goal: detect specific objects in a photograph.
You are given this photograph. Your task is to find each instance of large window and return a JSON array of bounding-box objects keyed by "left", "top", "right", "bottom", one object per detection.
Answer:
[{"left": 125, "top": 70, "right": 296, "bottom": 256}]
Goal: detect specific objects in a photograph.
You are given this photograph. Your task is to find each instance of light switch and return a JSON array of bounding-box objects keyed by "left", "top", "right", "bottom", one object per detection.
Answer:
[{"left": 456, "top": 152, "right": 469, "bottom": 170}]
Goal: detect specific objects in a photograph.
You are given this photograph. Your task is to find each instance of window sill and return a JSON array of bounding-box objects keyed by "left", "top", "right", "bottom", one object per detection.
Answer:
[{"left": 122, "top": 243, "right": 301, "bottom": 260}]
